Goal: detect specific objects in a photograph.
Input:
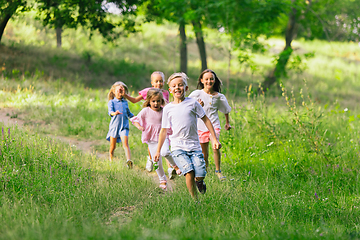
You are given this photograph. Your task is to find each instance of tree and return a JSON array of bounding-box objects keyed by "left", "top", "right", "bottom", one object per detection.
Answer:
[
  {"left": 0, "top": 0, "right": 143, "bottom": 44},
  {"left": 179, "top": 19, "right": 187, "bottom": 73},
  {"left": 206, "top": 0, "right": 360, "bottom": 91},
  {"left": 144, "top": 0, "right": 190, "bottom": 73},
  {"left": 262, "top": 0, "right": 360, "bottom": 91},
  {"left": 144, "top": 0, "right": 211, "bottom": 73},
  {"left": 190, "top": 1, "right": 208, "bottom": 71},
  {"left": 0, "top": 0, "right": 29, "bottom": 42}
]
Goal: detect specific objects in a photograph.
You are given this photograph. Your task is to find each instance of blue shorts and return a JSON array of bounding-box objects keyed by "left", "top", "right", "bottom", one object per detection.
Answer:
[{"left": 171, "top": 150, "right": 207, "bottom": 177}]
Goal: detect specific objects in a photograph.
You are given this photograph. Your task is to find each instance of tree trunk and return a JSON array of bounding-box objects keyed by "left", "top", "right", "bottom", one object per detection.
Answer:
[
  {"left": 262, "top": 7, "right": 298, "bottom": 92},
  {"left": 0, "top": 14, "right": 12, "bottom": 43},
  {"left": 192, "top": 20, "right": 207, "bottom": 71},
  {"left": 56, "top": 27, "right": 62, "bottom": 48},
  {"left": 179, "top": 21, "right": 187, "bottom": 74}
]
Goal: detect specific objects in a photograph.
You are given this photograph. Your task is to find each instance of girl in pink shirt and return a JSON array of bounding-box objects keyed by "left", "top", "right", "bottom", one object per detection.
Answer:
[
  {"left": 131, "top": 89, "right": 181, "bottom": 190},
  {"left": 124, "top": 71, "right": 176, "bottom": 178},
  {"left": 124, "top": 71, "right": 169, "bottom": 103}
]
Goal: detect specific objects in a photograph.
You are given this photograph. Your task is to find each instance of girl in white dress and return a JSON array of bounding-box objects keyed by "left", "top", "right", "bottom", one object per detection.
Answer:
[{"left": 189, "top": 69, "right": 231, "bottom": 180}]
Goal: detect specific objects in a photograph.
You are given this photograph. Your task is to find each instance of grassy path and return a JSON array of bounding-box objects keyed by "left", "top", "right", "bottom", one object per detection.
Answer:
[{"left": 0, "top": 107, "right": 178, "bottom": 191}]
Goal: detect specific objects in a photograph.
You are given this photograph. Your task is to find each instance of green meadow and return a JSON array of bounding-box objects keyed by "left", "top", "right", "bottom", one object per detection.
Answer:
[{"left": 1, "top": 13, "right": 360, "bottom": 239}]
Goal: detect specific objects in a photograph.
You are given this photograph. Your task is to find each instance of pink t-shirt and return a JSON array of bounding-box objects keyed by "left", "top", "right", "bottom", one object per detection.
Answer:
[
  {"left": 131, "top": 107, "right": 172, "bottom": 143},
  {"left": 138, "top": 88, "right": 170, "bottom": 103}
]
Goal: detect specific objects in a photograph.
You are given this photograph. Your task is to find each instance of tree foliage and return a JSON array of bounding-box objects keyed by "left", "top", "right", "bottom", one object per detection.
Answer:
[
  {"left": 36, "top": 0, "right": 143, "bottom": 41},
  {"left": 0, "top": 0, "right": 30, "bottom": 41},
  {"left": 0, "top": 0, "right": 143, "bottom": 43}
]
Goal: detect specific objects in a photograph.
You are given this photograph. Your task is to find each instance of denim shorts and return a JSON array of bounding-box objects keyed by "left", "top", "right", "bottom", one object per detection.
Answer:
[{"left": 171, "top": 150, "right": 207, "bottom": 177}]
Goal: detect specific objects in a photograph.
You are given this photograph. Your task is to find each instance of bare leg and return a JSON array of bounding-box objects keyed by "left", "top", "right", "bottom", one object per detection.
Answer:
[
  {"left": 200, "top": 142, "right": 209, "bottom": 170},
  {"left": 148, "top": 147, "right": 152, "bottom": 160},
  {"left": 120, "top": 136, "right": 131, "bottom": 160},
  {"left": 109, "top": 137, "right": 117, "bottom": 161},
  {"left": 213, "top": 148, "right": 221, "bottom": 171},
  {"left": 185, "top": 171, "right": 197, "bottom": 199}
]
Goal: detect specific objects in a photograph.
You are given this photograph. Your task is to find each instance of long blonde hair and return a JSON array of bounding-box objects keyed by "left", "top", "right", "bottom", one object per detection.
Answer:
[
  {"left": 108, "top": 81, "right": 128, "bottom": 101},
  {"left": 143, "top": 88, "right": 165, "bottom": 108}
]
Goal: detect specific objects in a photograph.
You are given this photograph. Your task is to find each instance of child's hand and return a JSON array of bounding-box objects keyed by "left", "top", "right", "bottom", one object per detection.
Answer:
[
  {"left": 225, "top": 123, "right": 232, "bottom": 130},
  {"left": 212, "top": 140, "right": 222, "bottom": 150},
  {"left": 137, "top": 126, "right": 144, "bottom": 131},
  {"left": 153, "top": 152, "right": 160, "bottom": 162},
  {"left": 115, "top": 110, "right": 122, "bottom": 115},
  {"left": 198, "top": 98, "right": 204, "bottom": 107},
  {"left": 119, "top": 85, "right": 125, "bottom": 94}
]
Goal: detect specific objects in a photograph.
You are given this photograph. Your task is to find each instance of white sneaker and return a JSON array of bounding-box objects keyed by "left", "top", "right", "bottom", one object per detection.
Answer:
[
  {"left": 168, "top": 167, "right": 176, "bottom": 180},
  {"left": 145, "top": 156, "right": 153, "bottom": 172}
]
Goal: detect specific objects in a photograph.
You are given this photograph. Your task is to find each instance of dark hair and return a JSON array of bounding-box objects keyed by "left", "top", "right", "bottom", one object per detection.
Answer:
[
  {"left": 197, "top": 69, "right": 222, "bottom": 93},
  {"left": 143, "top": 88, "right": 165, "bottom": 108}
]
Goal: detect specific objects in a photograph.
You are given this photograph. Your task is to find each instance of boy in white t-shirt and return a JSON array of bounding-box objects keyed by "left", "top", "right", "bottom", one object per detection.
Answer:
[{"left": 154, "top": 72, "right": 221, "bottom": 199}]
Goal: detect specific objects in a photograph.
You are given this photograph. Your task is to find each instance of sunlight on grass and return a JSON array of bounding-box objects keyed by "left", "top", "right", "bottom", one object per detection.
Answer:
[{"left": 1, "top": 13, "right": 360, "bottom": 239}]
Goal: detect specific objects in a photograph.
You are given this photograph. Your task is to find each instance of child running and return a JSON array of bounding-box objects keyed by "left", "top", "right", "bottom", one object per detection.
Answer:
[
  {"left": 154, "top": 72, "right": 221, "bottom": 199},
  {"left": 189, "top": 69, "right": 231, "bottom": 180},
  {"left": 124, "top": 71, "right": 176, "bottom": 178},
  {"left": 131, "top": 88, "right": 181, "bottom": 190},
  {"left": 106, "top": 81, "right": 134, "bottom": 168}
]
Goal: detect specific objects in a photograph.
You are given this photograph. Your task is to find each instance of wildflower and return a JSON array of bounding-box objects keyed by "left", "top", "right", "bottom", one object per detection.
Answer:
[
  {"left": 8, "top": 128, "right": 10, "bottom": 137},
  {"left": 344, "top": 108, "right": 348, "bottom": 112},
  {"left": 224, "top": 153, "right": 227, "bottom": 158},
  {"left": 315, "top": 192, "right": 319, "bottom": 199},
  {"left": 248, "top": 171, "right": 251, "bottom": 175},
  {"left": 267, "top": 142, "right": 274, "bottom": 147}
]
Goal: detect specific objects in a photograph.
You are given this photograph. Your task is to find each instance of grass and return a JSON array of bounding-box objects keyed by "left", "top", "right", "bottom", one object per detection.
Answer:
[{"left": 1, "top": 12, "right": 360, "bottom": 239}]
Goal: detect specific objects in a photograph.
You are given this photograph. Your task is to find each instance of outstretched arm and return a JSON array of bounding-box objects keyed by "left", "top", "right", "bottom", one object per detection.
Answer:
[
  {"left": 224, "top": 113, "right": 232, "bottom": 130},
  {"left": 110, "top": 110, "right": 121, "bottom": 116},
  {"left": 123, "top": 93, "right": 143, "bottom": 103},
  {"left": 154, "top": 128, "right": 168, "bottom": 162},
  {"left": 201, "top": 115, "right": 222, "bottom": 150},
  {"left": 132, "top": 122, "right": 144, "bottom": 131}
]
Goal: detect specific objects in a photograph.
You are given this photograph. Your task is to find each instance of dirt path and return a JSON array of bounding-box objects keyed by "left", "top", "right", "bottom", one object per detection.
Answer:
[
  {"left": 0, "top": 107, "right": 177, "bottom": 191},
  {"left": 0, "top": 108, "right": 104, "bottom": 157}
]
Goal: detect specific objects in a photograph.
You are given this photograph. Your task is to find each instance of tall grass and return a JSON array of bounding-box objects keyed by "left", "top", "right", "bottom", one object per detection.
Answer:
[
  {"left": 0, "top": 123, "right": 158, "bottom": 240},
  {"left": 1, "top": 13, "right": 360, "bottom": 239},
  {"left": 1, "top": 74, "right": 360, "bottom": 239}
]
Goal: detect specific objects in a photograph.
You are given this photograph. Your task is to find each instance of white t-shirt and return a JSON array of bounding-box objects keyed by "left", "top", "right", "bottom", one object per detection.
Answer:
[
  {"left": 188, "top": 90, "right": 231, "bottom": 132},
  {"left": 162, "top": 97, "right": 206, "bottom": 151}
]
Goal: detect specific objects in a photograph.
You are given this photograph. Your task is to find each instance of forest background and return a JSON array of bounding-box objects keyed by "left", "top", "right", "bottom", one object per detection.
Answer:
[{"left": 1, "top": 0, "right": 360, "bottom": 239}]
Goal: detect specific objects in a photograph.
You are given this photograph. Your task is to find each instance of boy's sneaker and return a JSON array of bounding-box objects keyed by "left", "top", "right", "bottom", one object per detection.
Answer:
[
  {"left": 145, "top": 156, "right": 153, "bottom": 172},
  {"left": 196, "top": 180, "right": 206, "bottom": 194},
  {"left": 215, "top": 170, "right": 226, "bottom": 181},
  {"left": 168, "top": 167, "right": 176, "bottom": 179}
]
